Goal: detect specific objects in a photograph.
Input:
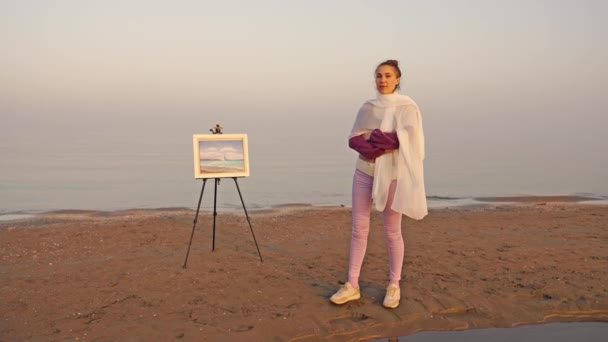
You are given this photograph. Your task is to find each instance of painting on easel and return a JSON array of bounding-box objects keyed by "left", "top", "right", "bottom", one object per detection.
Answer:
[{"left": 193, "top": 134, "right": 250, "bottom": 179}]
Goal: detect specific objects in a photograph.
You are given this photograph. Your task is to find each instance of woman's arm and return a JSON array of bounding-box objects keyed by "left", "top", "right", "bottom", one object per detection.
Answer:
[
  {"left": 369, "top": 129, "right": 399, "bottom": 150},
  {"left": 348, "top": 134, "right": 386, "bottom": 160}
]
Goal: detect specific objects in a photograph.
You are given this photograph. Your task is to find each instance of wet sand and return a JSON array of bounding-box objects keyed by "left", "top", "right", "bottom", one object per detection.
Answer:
[
  {"left": 474, "top": 195, "right": 603, "bottom": 203},
  {"left": 393, "top": 322, "right": 608, "bottom": 341},
  {"left": 1, "top": 201, "right": 607, "bottom": 341}
]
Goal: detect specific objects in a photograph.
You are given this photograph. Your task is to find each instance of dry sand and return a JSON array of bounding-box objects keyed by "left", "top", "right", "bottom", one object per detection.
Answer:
[{"left": 1, "top": 201, "right": 607, "bottom": 341}]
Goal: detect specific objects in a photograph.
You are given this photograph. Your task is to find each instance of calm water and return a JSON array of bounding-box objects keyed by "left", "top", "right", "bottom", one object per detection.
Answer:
[{"left": 1, "top": 112, "right": 607, "bottom": 214}]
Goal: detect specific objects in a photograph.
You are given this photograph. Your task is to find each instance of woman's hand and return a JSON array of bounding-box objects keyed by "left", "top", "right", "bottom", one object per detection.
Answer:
[{"left": 361, "top": 132, "right": 372, "bottom": 140}]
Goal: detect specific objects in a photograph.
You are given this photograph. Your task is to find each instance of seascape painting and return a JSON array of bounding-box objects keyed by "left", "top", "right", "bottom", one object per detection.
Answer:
[{"left": 193, "top": 134, "right": 249, "bottom": 178}]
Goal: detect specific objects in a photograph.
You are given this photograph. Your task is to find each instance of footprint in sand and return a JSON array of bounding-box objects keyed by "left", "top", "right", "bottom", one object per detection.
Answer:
[{"left": 232, "top": 325, "right": 254, "bottom": 332}]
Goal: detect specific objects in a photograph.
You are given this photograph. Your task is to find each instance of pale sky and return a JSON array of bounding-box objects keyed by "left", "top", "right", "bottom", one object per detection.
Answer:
[{"left": 2, "top": 0, "right": 606, "bottom": 119}]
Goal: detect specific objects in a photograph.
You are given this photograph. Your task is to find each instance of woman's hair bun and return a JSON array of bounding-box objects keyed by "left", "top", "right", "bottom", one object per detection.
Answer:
[{"left": 385, "top": 60, "right": 399, "bottom": 66}]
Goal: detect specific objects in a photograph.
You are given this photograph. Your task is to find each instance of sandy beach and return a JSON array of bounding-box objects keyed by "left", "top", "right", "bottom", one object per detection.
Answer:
[{"left": 1, "top": 200, "right": 607, "bottom": 341}]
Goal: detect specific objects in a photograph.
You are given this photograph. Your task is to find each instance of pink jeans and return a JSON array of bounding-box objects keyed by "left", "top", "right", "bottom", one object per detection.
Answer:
[{"left": 348, "top": 169, "right": 404, "bottom": 288}]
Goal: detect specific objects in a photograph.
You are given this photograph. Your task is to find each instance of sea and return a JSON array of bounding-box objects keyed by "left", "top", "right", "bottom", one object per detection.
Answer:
[{"left": 1, "top": 111, "right": 607, "bottom": 219}]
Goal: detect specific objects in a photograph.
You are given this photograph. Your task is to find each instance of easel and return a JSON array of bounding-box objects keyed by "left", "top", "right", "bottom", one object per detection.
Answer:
[{"left": 182, "top": 125, "right": 263, "bottom": 268}]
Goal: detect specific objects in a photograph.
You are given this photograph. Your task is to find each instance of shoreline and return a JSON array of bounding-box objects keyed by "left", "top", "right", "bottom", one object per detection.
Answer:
[
  {"left": 1, "top": 195, "right": 607, "bottom": 222},
  {"left": 1, "top": 202, "right": 607, "bottom": 341}
]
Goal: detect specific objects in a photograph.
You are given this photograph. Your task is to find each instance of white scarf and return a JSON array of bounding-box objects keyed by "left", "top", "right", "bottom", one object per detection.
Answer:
[{"left": 349, "top": 92, "right": 428, "bottom": 220}]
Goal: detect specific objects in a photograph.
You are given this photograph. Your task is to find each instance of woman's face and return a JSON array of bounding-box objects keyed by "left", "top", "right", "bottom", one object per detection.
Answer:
[{"left": 375, "top": 65, "right": 400, "bottom": 94}]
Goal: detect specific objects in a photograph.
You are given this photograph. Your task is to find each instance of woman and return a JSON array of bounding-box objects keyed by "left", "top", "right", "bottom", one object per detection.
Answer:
[{"left": 330, "top": 60, "right": 427, "bottom": 309}]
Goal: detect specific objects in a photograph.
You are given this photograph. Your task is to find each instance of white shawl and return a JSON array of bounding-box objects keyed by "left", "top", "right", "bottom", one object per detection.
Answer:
[{"left": 349, "top": 92, "right": 428, "bottom": 220}]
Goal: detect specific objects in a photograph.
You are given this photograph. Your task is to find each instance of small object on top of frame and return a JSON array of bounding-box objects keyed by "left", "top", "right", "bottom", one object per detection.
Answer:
[{"left": 210, "top": 124, "right": 223, "bottom": 134}]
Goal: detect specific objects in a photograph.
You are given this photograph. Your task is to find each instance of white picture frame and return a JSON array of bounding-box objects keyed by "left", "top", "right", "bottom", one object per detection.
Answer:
[{"left": 193, "top": 134, "right": 250, "bottom": 179}]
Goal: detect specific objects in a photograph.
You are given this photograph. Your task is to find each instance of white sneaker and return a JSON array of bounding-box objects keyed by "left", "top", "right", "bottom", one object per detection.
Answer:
[
  {"left": 383, "top": 284, "right": 400, "bottom": 308},
  {"left": 330, "top": 282, "right": 361, "bottom": 304}
]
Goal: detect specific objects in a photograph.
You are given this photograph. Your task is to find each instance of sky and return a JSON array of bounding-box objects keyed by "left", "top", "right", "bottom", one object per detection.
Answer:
[
  {"left": 2, "top": 0, "right": 606, "bottom": 120},
  {"left": 199, "top": 139, "right": 244, "bottom": 161},
  {"left": 1, "top": 0, "right": 607, "bottom": 203}
]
